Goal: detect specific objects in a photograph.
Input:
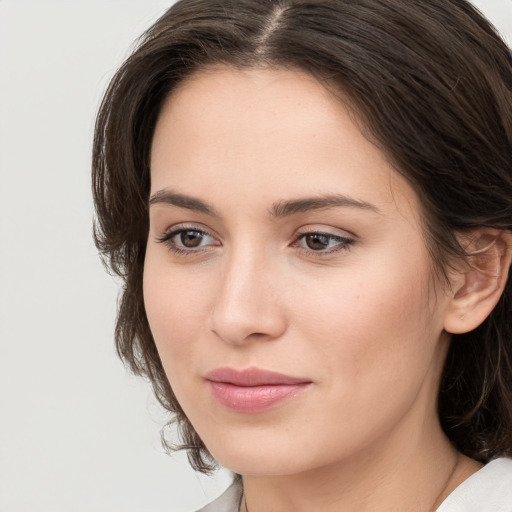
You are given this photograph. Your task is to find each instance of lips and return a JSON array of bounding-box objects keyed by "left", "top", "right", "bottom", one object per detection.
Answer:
[{"left": 204, "top": 367, "right": 312, "bottom": 413}]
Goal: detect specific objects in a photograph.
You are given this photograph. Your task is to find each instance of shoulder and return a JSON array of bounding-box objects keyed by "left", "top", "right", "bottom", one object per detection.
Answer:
[
  {"left": 436, "top": 457, "right": 512, "bottom": 512},
  {"left": 195, "top": 481, "right": 242, "bottom": 512}
]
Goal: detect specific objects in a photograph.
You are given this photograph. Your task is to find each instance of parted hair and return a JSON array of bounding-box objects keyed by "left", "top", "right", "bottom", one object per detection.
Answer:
[{"left": 93, "top": 0, "right": 512, "bottom": 473}]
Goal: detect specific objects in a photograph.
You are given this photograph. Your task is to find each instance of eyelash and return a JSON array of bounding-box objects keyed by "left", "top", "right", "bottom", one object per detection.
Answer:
[{"left": 156, "top": 226, "right": 354, "bottom": 257}]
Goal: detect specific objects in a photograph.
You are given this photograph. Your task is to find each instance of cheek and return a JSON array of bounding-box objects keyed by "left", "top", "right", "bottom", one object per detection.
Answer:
[
  {"left": 291, "top": 254, "right": 439, "bottom": 400},
  {"left": 271, "top": 260, "right": 442, "bottom": 461},
  {"left": 142, "top": 250, "right": 208, "bottom": 387}
]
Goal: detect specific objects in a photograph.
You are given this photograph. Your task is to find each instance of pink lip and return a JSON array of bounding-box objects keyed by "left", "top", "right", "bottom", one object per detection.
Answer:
[{"left": 205, "top": 367, "right": 312, "bottom": 413}]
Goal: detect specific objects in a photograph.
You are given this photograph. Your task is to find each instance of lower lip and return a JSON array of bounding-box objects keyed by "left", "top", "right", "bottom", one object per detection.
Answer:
[{"left": 208, "top": 381, "right": 310, "bottom": 413}]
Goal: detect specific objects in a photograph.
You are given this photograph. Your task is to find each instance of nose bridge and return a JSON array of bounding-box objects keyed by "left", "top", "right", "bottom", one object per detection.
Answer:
[{"left": 209, "top": 240, "right": 286, "bottom": 345}]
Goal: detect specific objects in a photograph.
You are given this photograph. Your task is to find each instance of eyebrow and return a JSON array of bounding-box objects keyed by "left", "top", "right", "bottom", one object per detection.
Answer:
[
  {"left": 269, "top": 194, "right": 381, "bottom": 217},
  {"left": 149, "top": 190, "right": 219, "bottom": 216},
  {"left": 149, "top": 189, "right": 380, "bottom": 217}
]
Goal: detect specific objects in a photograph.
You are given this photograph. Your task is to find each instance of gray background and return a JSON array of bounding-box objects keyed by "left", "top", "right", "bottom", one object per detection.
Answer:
[{"left": 0, "top": 1, "right": 510, "bottom": 511}]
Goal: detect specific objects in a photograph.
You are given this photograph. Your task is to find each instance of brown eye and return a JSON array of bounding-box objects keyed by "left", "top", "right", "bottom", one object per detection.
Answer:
[
  {"left": 296, "top": 231, "right": 354, "bottom": 254},
  {"left": 179, "top": 230, "right": 204, "bottom": 248},
  {"left": 304, "top": 233, "right": 331, "bottom": 251},
  {"left": 157, "top": 227, "right": 218, "bottom": 253}
]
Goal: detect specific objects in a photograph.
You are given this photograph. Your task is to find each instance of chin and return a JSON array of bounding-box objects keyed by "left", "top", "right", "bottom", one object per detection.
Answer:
[
  {"left": 216, "top": 452, "right": 305, "bottom": 477},
  {"left": 204, "top": 430, "right": 340, "bottom": 478}
]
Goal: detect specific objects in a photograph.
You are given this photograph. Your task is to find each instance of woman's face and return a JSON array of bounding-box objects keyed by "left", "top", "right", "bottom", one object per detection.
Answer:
[{"left": 145, "top": 67, "right": 454, "bottom": 476}]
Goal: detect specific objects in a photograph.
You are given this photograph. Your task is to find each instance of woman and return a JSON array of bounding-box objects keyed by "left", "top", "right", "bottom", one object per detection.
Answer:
[{"left": 92, "top": 0, "right": 512, "bottom": 510}]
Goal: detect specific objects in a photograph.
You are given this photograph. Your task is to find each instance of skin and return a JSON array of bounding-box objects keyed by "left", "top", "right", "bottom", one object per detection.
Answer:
[{"left": 144, "top": 67, "right": 484, "bottom": 511}]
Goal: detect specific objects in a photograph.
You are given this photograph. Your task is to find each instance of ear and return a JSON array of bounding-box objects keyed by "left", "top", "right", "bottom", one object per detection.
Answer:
[{"left": 444, "top": 229, "right": 512, "bottom": 334}]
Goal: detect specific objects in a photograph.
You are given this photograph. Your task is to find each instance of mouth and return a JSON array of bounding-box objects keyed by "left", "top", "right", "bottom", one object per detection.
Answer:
[{"left": 204, "top": 367, "right": 312, "bottom": 413}]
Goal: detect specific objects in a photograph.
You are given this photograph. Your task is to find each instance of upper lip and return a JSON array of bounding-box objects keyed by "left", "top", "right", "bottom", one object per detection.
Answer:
[{"left": 205, "top": 367, "right": 311, "bottom": 386}]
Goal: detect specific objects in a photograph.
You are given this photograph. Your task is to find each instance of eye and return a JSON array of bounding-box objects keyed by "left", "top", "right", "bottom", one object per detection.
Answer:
[
  {"left": 157, "top": 227, "right": 219, "bottom": 254},
  {"left": 175, "top": 230, "right": 210, "bottom": 248},
  {"left": 294, "top": 231, "right": 354, "bottom": 254}
]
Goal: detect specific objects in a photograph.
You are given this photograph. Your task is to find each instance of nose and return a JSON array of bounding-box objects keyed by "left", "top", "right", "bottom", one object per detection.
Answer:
[{"left": 208, "top": 248, "right": 288, "bottom": 346}]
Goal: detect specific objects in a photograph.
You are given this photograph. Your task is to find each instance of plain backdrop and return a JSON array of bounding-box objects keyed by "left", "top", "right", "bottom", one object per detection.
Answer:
[{"left": 0, "top": 1, "right": 510, "bottom": 511}]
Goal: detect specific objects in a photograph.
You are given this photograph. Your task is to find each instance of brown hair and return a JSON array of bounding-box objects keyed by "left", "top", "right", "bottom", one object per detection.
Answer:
[{"left": 93, "top": 0, "right": 512, "bottom": 473}]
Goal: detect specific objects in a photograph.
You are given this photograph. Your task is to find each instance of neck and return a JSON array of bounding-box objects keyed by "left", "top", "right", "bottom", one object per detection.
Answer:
[{"left": 241, "top": 409, "right": 480, "bottom": 512}]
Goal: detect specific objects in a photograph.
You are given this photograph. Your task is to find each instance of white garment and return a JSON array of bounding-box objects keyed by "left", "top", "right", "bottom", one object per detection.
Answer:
[
  {"left": 196, "top": 480, "right": 242, "bottom": 512},
  {"left": 196, "top": 457, "right": 512, "bottom": 512},
  {"left": 435, "top": 457, "right": 512, "bottom": 512}
]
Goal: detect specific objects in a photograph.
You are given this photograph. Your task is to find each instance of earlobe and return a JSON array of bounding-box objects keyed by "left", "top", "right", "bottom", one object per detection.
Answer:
[{"left": 443, "top": 229, "right": 512, "bottom": 334}]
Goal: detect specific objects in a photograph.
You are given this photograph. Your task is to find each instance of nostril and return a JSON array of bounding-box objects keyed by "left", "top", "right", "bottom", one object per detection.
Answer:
[{"left": 210, "top": 327, "right": 278, "bottom": 346}]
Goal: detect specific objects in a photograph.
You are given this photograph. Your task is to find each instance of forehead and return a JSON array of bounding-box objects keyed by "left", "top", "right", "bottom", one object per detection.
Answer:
[{"left": 150, "top": 66, "right": 421, "bottom": 223}]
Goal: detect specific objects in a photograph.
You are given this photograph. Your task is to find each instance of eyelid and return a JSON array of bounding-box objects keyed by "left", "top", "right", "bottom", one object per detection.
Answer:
[
  {"left": 294, "top": 224, "right": 356, "bottom": 239},
  {"left": 157, "top": 222, "right": 219, "bottom": 239}
]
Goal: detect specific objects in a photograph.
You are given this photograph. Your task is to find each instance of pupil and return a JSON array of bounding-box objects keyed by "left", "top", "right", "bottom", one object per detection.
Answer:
[
  {"left": 180, "top": 230, "right": 203, "bottom": 248},
  {"left": 306, "top": 234, "right": 329, "bottom": 250}
]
